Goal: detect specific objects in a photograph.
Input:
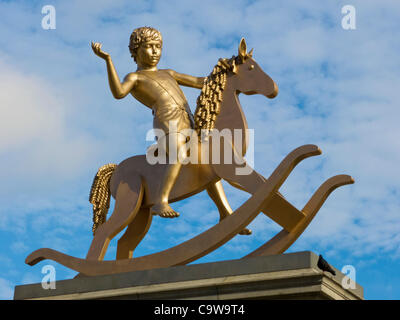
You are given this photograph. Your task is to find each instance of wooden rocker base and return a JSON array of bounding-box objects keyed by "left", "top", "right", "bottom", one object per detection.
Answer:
[
  {"left": 244, "top": 174, "right": 354, "bottom": 258},
  {"left": 25, "top": 145, "right": 353, "bottom": 277}
]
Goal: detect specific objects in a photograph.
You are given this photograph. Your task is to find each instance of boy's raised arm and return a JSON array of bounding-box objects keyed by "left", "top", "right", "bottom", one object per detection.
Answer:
[
  {"left": 91, "top": 42, "right": 137, "bottom": 99},
  {"left": 168, "top": 70, "right": 205, "bottom": 89}
]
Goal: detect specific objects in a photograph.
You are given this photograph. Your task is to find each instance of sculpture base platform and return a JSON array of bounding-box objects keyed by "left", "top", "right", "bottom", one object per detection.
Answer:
[{"left": 14, "top": 251, "right": 363, "bottom": 300}]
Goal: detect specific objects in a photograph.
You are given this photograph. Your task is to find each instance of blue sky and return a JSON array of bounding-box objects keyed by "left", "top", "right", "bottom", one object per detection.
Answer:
[{"left": 1, "top": 0, "right": 400, "bottom": 299}]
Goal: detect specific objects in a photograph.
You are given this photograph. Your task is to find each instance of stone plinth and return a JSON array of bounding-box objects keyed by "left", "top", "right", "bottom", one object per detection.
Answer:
[{"left": 14, "top": 251, "right": 363, "bottom": 300}]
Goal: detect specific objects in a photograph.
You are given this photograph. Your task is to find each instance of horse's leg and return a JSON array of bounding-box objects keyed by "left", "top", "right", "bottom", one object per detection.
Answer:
[
  {"left": 116, "top": 208, "right": 152, "bottom": 260},
  {"left": 211, "top": 145, "right": 266, "bottom": 195},
  {"left": 212, "top": 142, "right": 311, "bottom": 232},
  {"left": 85, "top": 177, "right": 143, "bottom": 261},
  {"left": 206, "top": 180, "right": 252, "bottom": 235}
]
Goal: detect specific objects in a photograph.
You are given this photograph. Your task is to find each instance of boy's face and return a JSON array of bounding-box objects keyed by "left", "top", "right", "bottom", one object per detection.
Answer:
[{"left": 136, "top": 40, "right": 162, "bottom": 67}]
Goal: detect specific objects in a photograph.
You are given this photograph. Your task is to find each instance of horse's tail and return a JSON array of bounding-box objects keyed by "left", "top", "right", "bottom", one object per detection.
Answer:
[{"left": 89, "top": 163, "right": 117, "bottom": 235}]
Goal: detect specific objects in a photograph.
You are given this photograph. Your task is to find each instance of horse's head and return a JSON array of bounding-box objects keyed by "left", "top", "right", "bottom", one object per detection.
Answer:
[{"left": 222, "top": 38, "right": 278, "bottom": 99}]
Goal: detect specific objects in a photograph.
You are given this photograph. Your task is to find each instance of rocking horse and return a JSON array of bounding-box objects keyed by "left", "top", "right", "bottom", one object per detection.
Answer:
[{"left": 26, "top": 38, "right": 354, "bottom": 276}]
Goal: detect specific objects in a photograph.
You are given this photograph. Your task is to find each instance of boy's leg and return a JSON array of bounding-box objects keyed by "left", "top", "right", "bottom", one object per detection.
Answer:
[
  {"left": 150, "top": 132, "right": 186, "bottom": 218},
  {"left": 206, "top": 180, "right": 252, "bottom": 235}
]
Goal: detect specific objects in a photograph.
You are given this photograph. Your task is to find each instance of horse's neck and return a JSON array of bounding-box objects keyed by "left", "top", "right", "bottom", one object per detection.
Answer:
[{"left": 214, "top": 77, "right": 249, "bottom": 156}]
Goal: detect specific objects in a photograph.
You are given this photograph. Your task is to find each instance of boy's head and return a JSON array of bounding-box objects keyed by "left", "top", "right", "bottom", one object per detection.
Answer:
[{"left": 129, "top": 27, "right": 163, "bottom": 64}]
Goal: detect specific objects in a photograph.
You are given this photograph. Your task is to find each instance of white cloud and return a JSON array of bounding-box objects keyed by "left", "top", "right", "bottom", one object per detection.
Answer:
[
  {"left": 10, "top": 241, "right": 29, "bottom": 254},
  {"left": 0, "top": 56, "right": 100, "bottom": 197},
  {"left": 0, "top": 278, "right": 13, "bottom": 300}
]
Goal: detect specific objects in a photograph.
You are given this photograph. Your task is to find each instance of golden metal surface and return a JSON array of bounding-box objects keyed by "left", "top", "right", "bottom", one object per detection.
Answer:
[
  {"left": 194, "top": 59, "right": 227, "bottom": 136},
  {"left": 89, "top": 164, "right": 117, "bottom": 234}
]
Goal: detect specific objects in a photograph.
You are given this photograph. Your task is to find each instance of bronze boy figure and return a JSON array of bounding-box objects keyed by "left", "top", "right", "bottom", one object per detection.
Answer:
[{"left": 91, "top": 26, "right": 236, "bottom": 221}]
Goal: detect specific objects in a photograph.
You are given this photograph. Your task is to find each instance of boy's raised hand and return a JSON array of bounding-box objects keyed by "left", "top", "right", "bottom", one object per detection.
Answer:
[{"left": 91, "top": 42, "right": 110, "bottom": 60}]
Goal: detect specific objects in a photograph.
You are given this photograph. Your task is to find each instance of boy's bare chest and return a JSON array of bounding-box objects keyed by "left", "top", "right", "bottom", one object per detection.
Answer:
[{"left": 132, "top": 70, "right": 186, "bottom": 107}]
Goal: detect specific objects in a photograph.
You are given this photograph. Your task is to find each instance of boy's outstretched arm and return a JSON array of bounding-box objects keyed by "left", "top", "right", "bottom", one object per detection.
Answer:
[
  {"left": 91, "top": 42, "right": 137, "bottom": 99},
  {"left": 167, "top": 70, "right": 205, "bottom": 89}
]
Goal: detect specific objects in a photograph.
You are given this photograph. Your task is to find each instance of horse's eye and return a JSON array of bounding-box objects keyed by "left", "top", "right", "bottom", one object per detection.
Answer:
[{"left": 249, "top": 65, "right": 254, "bottom": 70}]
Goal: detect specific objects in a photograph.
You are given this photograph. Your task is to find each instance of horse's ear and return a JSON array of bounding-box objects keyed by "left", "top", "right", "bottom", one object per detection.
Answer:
[
  {"left": 248, "top": 48, "right": 254, "bottom": 58},
  {"left": 238, "top": 38, "right": 247, "bottom": 62}
]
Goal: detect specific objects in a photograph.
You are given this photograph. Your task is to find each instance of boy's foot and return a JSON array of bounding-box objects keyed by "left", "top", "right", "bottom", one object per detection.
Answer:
[
  {"left": 219, "top": 213, "right": 252, "bottom": 235},
  {"left": 239, "top": 228, "right": 252, "bottom": 235},
  {"left": 150, "top": 202, "right": 180, "bottom": 218}
]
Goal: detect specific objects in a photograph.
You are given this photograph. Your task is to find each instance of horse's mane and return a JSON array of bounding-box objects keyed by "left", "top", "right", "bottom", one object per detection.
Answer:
[{"left": 194, "top": 59, "right": 231, "bottom": 136}]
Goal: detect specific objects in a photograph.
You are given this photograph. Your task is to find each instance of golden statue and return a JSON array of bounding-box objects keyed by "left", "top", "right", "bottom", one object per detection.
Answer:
[{"left": 25, "top": 27, "right": 354, "bottom": 276}]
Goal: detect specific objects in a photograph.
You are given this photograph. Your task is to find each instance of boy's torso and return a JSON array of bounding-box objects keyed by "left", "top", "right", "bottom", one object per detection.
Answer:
[
  {"left": 131, "top": 69, "right": 188, "bottom": 110},
  {"left": 130, "top": 69, "right": 194, "bottom": 133}
]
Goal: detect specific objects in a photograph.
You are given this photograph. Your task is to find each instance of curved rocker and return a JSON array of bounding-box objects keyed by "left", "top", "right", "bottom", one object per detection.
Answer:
[
  {"left": 244, "top": 174, "right": 354, "bottom": 258},
  {"left": 26, "top": 144, "right": 321, "bottom": 276}
]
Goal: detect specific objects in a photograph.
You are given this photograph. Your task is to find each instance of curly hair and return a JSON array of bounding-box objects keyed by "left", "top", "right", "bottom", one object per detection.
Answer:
[
  {"left": 194, "top": 58, "right": 231, "bottom": 137},
  {"left": 129, "top": 27, "right": 163, "bottom": 62}
]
